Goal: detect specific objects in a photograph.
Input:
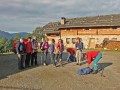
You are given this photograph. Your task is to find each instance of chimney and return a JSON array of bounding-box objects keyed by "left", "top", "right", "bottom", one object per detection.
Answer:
[{"left": 61, "top": 17, "right": 66, "bottom": 25}]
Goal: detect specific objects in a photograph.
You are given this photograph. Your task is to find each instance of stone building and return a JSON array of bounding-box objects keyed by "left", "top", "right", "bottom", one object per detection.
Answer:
[{"left": 42, "top": 14, "right": 120, "bottom": 49}]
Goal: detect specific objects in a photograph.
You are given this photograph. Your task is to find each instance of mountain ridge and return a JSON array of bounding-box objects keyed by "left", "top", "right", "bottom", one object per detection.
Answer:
[{"left": 0, "top": 30, "right": 28, "bottom": 39}]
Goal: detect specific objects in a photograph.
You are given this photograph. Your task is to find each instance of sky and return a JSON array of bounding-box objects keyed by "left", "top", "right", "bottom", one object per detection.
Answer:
[{"left": 0, "top": 0, "right": 120, "bottom": 33}]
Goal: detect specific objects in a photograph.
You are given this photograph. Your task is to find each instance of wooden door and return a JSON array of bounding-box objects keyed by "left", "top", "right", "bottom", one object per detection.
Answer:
[{"left": 89, "top": 38, "right": 95, "bottom": 48}]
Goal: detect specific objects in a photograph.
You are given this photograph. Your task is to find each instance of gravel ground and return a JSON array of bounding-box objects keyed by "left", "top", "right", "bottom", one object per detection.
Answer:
[{"left": 0, "top": 51, "right": 120, "bottom": 90}]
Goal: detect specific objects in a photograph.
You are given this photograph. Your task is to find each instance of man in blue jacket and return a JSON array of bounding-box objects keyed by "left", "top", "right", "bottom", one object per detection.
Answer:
[
  {"left": 49, "top": 39, "right": 56, "bottom": 66},
  {"left": 75, "top": 37, "right": 83, "bottom": 65},
  {"left": 16, "top": 38, "right": 26, "bottom": 70}
]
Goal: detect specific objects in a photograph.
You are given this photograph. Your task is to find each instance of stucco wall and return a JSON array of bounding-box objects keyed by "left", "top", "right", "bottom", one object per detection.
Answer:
[{"left": 61, "top": 35, "right": 120, "bottom": 48}]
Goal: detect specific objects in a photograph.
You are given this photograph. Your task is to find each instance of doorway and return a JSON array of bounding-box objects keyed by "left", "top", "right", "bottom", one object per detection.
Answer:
[{"left": 89, "top": 38, "right": 95, "bottom": 48}]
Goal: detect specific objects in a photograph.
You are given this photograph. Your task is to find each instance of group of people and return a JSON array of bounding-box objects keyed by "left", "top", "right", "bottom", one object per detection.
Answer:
[
  {"left": 16, "top": 36, "right": 102, "bottom": 74},
  {"left": 16, "top": 37, "right": 38, "bottom": 70},
  {"left": 40, "top": 37, "right": 64, "bottom": 67}
]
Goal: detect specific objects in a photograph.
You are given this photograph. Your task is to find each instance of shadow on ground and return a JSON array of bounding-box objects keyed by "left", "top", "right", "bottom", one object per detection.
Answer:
[
  {"left": 98, "top": 62, "right": 112, "bottom": 69},
  {"left": 0, "top": 52, "right": 68, "bottom": 80},
  {"left": 0, "top": 52, "right": 113, "bottom": 80}
]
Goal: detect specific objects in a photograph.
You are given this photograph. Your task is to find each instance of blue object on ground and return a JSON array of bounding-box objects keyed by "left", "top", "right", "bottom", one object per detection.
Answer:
[{"left": 77, "top": 67, "right": 93, "bottom": 75}]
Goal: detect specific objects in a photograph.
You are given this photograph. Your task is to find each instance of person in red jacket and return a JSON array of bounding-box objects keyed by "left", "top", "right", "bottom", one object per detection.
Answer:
[
  {"left": 85, "top": 51, "right": 102, "bottom": 74},
  {"left": 25, "top": 37, "right": 32, "bottom": 67}
]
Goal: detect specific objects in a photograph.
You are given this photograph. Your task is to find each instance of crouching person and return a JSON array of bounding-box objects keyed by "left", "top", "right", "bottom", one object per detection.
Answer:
[
  {"left": 16, "top": 38, "right": 26, "bottom": 70},
  {"left": 85, "top": 51, "right": 102, "bottom": 74}
]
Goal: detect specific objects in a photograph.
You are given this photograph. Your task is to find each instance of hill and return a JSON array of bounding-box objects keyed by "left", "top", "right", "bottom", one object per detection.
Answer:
[{"left": 0, "top": 30, "right": 28, "bottom": 39}]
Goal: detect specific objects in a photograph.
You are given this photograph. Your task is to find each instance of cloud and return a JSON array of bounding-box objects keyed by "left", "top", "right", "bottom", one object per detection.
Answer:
[{"left": 0, "top": 0, "right": 120, "bottom": 33}]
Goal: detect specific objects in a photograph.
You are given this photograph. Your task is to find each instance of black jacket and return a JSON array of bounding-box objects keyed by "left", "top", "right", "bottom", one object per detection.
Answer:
[{"left": 16, "top": 42, "right": 26, "bottom": 54}]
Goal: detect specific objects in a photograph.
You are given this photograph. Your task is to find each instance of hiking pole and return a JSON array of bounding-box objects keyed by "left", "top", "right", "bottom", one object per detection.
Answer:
[{"left": 101, "top": 68, "right": 105, "bottom": 77}]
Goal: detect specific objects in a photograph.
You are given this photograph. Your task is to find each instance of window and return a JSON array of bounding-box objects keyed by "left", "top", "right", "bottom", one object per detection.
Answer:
[
  {"left": 66, "top": 38, "right": 70, "bottom": 44},
  {"left": 72, "top": 38, "right": 76, "bottom": 44},
  {"left": 103, "top": 38, "right": 109, "bottom": 46},
  {"left": 111, "top": 38, "right": 117, "bottom": 41}
]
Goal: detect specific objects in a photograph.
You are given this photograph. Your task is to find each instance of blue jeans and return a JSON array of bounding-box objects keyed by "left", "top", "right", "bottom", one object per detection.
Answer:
[
  {"left": 67, "top": 53, "right": 70, "bottom": 61},
  {"left": 50, "top": 52, "right": 55, "bottom": 65},
  {"left": 93, "top": 52, "right": 102, "bottom": 70},
  {"left": 43, "top": 51, "right": 48, "bottom": 64}
]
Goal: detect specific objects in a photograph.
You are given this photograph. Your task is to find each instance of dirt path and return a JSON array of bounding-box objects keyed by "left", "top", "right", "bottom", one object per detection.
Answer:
[{"left": 0, "top": 52, "right": 120, "bottom": 90}]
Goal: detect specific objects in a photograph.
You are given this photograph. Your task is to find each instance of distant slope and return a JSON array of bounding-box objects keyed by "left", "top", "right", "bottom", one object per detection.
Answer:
[
  {"left": 0, "top": 30, "right": 12, "bottom": 39},
  {"left": 0, "top": 30, "right": 28, "bottom": 39}
]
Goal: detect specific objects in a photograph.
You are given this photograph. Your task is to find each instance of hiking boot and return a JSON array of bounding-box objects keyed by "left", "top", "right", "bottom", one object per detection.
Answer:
[
  {"left": 92, "top": 70, "right": 98, "bottom": 74},
  {"left": 76, "top": 63, "right": 79, "bottom": 65}
]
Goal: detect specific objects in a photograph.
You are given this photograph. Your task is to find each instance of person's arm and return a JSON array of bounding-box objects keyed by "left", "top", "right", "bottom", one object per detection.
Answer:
[
  {"left": 52, "top": 44, "right": 55, "bottom": 53},
  {"left": 16, "top": 42, "right": 21, "bottom": 58},
  {"left": 41, "top": 42, "right": 45, "bottom": 49},
  {"left": 79, "top": 42, "right": 83, "bottom": 49},
  {"left": 31, "top": 42, "right": 34, "bottom": 49},
  {"left": 49, "top": 44, "right": 51, "bottom": 53}
]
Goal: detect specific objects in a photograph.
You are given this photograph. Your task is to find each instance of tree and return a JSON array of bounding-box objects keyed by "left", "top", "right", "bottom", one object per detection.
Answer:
[
  {"left": 0, "top": 36, "right": 8, "bottom": 52},
  {"left": 6, "top": 37, "right": 14, "bottom": 51},
  {"left": 14, "top": 33, "right": 21, "bottom": 40},
  {"left": 32, "top": 27, "right": 44, "bottom": 42},
  {"left": 25, "top": 33, "right": 32, "bottom": 39}
]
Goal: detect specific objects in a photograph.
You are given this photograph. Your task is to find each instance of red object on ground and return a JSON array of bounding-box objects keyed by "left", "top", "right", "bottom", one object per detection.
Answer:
[
  {"left": 67, "top": 48, "right": 75, "bottom": 55},
  {"left": 86, "top": 51, "right": 100, "bottom": 64}
]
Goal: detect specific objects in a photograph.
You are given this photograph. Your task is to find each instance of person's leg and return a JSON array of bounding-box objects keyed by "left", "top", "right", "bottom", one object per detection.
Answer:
[
  {"left": 59, "top": 52, "right": 63, "bottom": 66},
  {"left": 93, "top": 52, "right": 102, "bottom": 70},
  {"left": 55, "top": 54, "right": 59, "bottom": 63},
  {"left": 67, "top": 52, "right": 70, "bottom": 62},
  {"left": 18, "top": 55, "right": 21, "bottom": 69},
  {"left": 34, "top": 52, "right": 38, "bottom": 65},
  {"left": 28, "top": 53, "right": 32, "bottom": 66},
  {"left": 78, "top": 51, "right": 82, "bottom": 65},
  {"left": 43, "top": 52, "right": 46, "bottom": 64},
  {"left": 53, "top": 53, "right": 56, "bottom": 66},
  {"left": 21, "top": 55, "right": 25, "bottom": 69},
  {"left": 51, "top": 53, "right": 55, "bottom": 66},
  {"left": 25, "top": 54, "right": 28, "bottom": 67},
  {"left": 31, "top": 53, "right": 34, "bottom": 66},
  {"left": 43, "top": 51, "right": 47, "bottom": 65},
  {"left": 76, "top": 50, "right": 79, "bottom": 65},
  {"left": 23, "top": 54, "right": 26, "bottom": 68},
  {"left": 50, "top": 53, "right": 53, "bottom": 64}
]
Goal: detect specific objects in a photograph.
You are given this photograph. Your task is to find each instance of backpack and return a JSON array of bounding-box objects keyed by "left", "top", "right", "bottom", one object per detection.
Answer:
[
  {"left": 69, "top": 55, "right": 76, "bottom": 62},
  {"left": 77, "top": 67, "right": 93, "bottom": 75},
  {"left": 41, "top": 42, "right": 49, "bottom": 50},
  {"left": 58, "top": 43, "right": 64, "bottom": 52},
  {"left": 18, "top": 42, "right": 26, "bottom": 54}
]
